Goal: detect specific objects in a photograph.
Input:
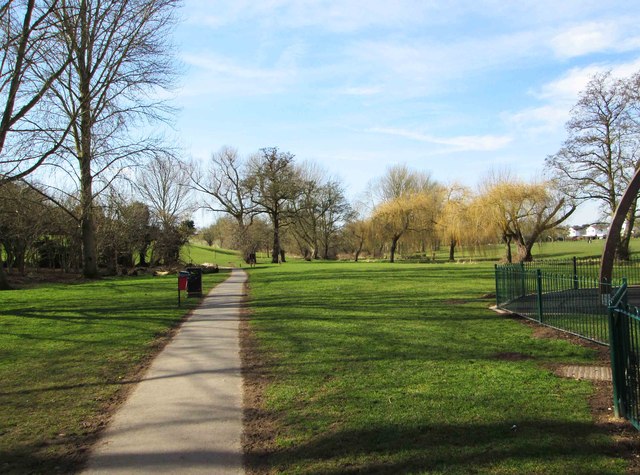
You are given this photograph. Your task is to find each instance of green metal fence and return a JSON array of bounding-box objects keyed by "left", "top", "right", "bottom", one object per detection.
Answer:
[
  {"left": 608, "top": 281, "right": 640, "bottom": 430},
  {"left": 524, "top": 256, "right": 640, "bottom": 285},
  {"left": 497, "top": 262, "right": 640, "bottom": 430},
  {"left": 495, "top": 264, "right": 619, "bottom": 345}
]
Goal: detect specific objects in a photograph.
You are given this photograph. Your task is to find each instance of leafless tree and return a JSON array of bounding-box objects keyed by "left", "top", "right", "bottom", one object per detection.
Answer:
[
  {"left": 546, "top": 70, "right": 640, "bottom": 259},
  {"left": 0, "top": 0, "right": 72, "bottom": 184},
  {"left": 34, "top": 0, "right": 180, "bottom": 277},
  {"left": 374, "top": 163, "right": 437, "bottom": 203},
  {"left": 188, "top": 146, "right": 260, "bottom": 259},
  {"left": 136, "top": 152, "right": 193, "bottom": 264},
  {"left": 0, "top": 0, "right": 73, "bottom": 289},
  {"left": 291, "top": 162, "right": 352, "bottom": 259},
  {"left": 244, "top": 147, "right": 303, "bottom": 263},
  {"left": 137, "top": 153, "right": 192, "bottom": 229}
]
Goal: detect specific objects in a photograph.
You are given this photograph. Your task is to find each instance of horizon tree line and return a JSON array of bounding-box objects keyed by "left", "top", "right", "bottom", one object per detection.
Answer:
[{"left": 0, "top": 0, "right": 637, "bottom": 289}]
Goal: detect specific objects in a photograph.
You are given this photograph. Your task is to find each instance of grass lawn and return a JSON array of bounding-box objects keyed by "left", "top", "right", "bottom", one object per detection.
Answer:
[
  {"left": 244, "top": 260, "right": 630, "bottom": 474},
  {"left": 413, "top": 238, "right": 640, "bottom": 262},
  {"left": 0, "top": 271, "right": 230, "bottom": 474},
  {"left": 181, "top": 242, "right": 245, "bottom": 267}
]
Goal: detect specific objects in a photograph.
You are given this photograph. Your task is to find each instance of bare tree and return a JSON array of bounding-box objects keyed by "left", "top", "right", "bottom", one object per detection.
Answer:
[
  {"left": 36, "top": 0, "right": 180, "bottom": 277},
  {"left": 0, "top": 0, "right": 73, "bottom": 289},
  {"left": 244, "top": 147, "right": 302, "bottom": 263},
  {"left": 546, "top": 70, "right": 640, "bottom": 259},
  {"left": 374, "top": 163, "right": 437, "bottom": 202},
  {"left": 189, "top": 146, "right": 258, "bottom": 260},
  {"left": 137, "top": 153, "right": 193, "bottom": 264},
  {"left": 0, "top": 0, "right": 71, "bottom": 183}
]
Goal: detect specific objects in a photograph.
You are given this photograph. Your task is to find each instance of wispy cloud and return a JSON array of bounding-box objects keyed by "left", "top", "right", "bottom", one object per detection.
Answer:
[
  {"left": 178, "top": 52, "right": 298, "bottom": 97},
  {"left": 504, "top": 57, "right": 640, "bottom": 138},
  {"left": 550, "top": 20, "right": 640, "bottom": 58},
  {"left": 370, "top": 127, "right": 512, "bottom": 152}
]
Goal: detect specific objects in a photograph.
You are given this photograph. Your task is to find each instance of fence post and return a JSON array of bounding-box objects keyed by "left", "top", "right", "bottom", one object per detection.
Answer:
[
  {"left": 573, "top": 256, "right": 578, "bottom": 290},
  {"left": 520, "top": 262, "right": 526, "bottom": 298},
  {"left": 536, "top": 269, "right": 543, "bottom": 323},
  {"left": 494, "top": 264, "right": 500, "bottom": 307},
  {"left": 608, "top": 306, "right": 623, "bottom": 418},
  {"left": 608, "top": 278, "right": 628, "bottom": 419}
]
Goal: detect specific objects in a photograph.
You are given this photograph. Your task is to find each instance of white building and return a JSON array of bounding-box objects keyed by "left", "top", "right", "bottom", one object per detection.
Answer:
[
  {"left": 585, "top": 223, "right": 608, "bottom": 239},
  {"left": 568, "top": 225, "right": 587, "bottom": 239}
]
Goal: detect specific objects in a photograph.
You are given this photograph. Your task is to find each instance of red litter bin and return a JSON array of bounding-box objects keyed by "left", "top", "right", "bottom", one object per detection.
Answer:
[
  {"left": 177, "top": 271, "right": 189, "bottom": 306},
  {"left": 178, "top": 271, "right": 188, "bottom": 291}
]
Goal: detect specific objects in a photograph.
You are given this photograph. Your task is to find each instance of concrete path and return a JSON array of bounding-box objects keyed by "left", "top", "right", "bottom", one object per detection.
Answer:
[{"left": 82, "top": 269, "right": 247, "bottom": 475}]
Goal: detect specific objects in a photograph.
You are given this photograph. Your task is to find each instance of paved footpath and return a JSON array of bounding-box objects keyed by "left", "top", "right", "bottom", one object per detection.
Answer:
[{"left": 82, "top": 269, "right": 247, "bottom": 475}]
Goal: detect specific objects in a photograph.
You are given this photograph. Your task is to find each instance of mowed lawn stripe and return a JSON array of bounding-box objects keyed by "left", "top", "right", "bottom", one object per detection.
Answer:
[{"left": 245, "top": 261, "right": 624, "bottom": 474}]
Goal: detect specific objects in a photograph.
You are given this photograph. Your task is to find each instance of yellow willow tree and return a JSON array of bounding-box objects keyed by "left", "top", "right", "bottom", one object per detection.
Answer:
[
  {"left": 437, "top": 183, "right": 473, "bottom": 261},
  {"left": 479, "top": 177, "right": 575, "bottom": 262},
  {"left": 372, "top": 190, "right": 441, "bottom": 263}
]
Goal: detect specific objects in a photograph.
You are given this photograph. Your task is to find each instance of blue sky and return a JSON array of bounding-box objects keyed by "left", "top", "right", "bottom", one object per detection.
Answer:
[{"left": 170, "top": 0, "right": 640, "bottom": 225}]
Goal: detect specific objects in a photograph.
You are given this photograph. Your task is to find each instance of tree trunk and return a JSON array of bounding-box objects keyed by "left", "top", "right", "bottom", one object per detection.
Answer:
[
  {"left": 271, "top": 215, "right": 280, "bottom": 263},
  {"left": 354, "top": 236, "right": 364, "bottom": 262},
  {"left": 76, "top": 2, "right": 98, "bottom": 279},
  {"left": 616, "top": 203, "right": 636, "bottom": 261},
  {"left": 504, "top": 234, "right": 513, "bottom": 264},
  {"left": 139, "top": 243, "right": 148, "bottom": 266},
  {"left": 516, "top": 241, "right": 534, "bottom": 262},
  {"left": 80, "top": 185, "right": 98, "bottom": 277},
  {"left": 389, "top": 235, "right": 400, "bottom": 263},
  {"left": 0, "top": 257, "right": 11, "bottom": 290},
  {"left": 448, "top": 239, "right": 456, "bottom": 262}
]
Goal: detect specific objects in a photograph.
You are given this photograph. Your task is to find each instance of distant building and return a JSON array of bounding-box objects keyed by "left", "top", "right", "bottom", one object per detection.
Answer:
[
  {"left": 585, "top": 223, "right": 608, "bottom": 239},
  {"left": 568, "top": 225, "right": 588, "bottom": 239}
]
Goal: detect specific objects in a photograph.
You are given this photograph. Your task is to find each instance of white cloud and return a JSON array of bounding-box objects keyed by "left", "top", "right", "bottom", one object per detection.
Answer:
[
  {"left": 184, "top": 0, "right": 444, "bottom": 32},
  {"left": 550, "top": 20, "right": 640, "bottom": 58},
  {"left": 534, "top": 57, "right": 640, "bottom": 104},
  {"left": 370, "top": 127, "right": 512, "bottom": 152},
  {"left": 504, "top": 56, "right": 640, "bottom": 139},
  {"left": 179, "top": 52, "right": 297, "bottom": 97}
]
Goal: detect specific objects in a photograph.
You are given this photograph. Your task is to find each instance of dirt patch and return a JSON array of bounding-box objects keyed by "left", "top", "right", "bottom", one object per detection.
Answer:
[
  {"left": 590, "top": 380, "right": 640, "bottom": 473},
  {"left": 4, "top": 269, "right": 86, "bottom": 288},
  {"left": 240, "top": 281, "right": 280, "bottom": 474},
  {"left": 493, "top": 351, "right": 535, "bottom": 361}
]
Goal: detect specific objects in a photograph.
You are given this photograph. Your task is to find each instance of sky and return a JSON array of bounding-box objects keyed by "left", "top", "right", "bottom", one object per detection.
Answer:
[{"left": 169, "top": 0, "right": 640, "bottom": 226}]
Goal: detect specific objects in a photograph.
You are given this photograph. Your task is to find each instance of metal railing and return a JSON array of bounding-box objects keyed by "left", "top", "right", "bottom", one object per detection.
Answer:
[
  {"left": 495, "top": 264, "right": 619, "bottom": 345},
  {"left": 497, "top": 261, "right": 640, "bottom": 430},
  {"left": 524, "top": 256, "right": 640, "bottom": 285},
  {"left": 608, "top": 281, "right": 640, "bottom": 430}
]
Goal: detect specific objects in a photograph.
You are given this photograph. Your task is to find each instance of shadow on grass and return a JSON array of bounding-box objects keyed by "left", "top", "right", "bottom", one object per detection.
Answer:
[{"left": 247, "top": 420, "right": 620, "bottom": 474}]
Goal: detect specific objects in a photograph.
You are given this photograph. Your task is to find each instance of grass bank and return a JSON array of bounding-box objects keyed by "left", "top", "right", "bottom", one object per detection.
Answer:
[
  {"left": 244, "top": 261, "right": 628, "bottom": 474},
  {"left": 0, "top": 271, "right": 229, "bottom": 474},
  {"left": 181, "top": 242, "right": 244, "bottom": 267},
  {"left": 408, "top": 238, "right": 640, "bottom": 262}
]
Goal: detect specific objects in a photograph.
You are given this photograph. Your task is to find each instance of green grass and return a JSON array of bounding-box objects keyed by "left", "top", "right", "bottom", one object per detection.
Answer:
[
  {"left": 245, "top": 260, "right": 626, "bottom": 474},
  {"left": 181, "top": 242, "right": 245, "bottom": 267},
  {"left": 405, "top": 238, "right": 640, "bottom": 262},
  {"left": 0, "top": 271, "right": 230, "bottom": 474}
]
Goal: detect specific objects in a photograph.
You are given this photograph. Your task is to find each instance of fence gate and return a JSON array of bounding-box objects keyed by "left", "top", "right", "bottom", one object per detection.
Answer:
[{"left": 609, "top": 280, "right": 640, "bottom": 430}]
